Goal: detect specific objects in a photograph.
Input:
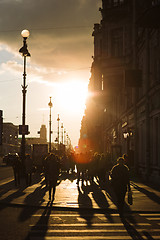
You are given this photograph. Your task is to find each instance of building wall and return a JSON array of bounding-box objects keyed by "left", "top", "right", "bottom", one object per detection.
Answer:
[
  {"left": 0, "top": 122, "right": 20, "bottom": 156},
  {"left": 80, "top": 0, "right": 160, "bottom": 184}
]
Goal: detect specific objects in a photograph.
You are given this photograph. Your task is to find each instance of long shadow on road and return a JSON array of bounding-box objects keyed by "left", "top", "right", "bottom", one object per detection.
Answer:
[
  {"left": 99, "top": 179, "right": 137, "bottom": 225},
  {"left": 131, "top": 182, "right": 160, "bottom": 205},
  {"left": 90, "top": 181, "right": 114, "bottom": 223},
  {"left": 0, "top": 171, "right": 43, "bottom": 212},
  {"left": 18, "top": 185, "right": 47, "bottom": 222},
  {"left": 24, "top": 201, "right": 52, "bottom": 240},
  {"left": 77, "top": 184, "right": 93, "bottom": 227},
  {"left": 77, "top": 180, "right": 115, "bottom": 227}
]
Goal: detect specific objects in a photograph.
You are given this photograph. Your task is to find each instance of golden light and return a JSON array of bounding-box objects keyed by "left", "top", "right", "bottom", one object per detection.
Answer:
[
  {"left": 21, "top": 29, "right": 30, "bottom": 38},
  {"left": 55, "top": 80, "right": 88, "bottom": 114}
]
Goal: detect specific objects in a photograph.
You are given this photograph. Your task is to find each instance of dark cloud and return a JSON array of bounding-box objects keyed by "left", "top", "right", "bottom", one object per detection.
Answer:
[{"left": 0, "top": 0, "right": 101, "bottom": 70}]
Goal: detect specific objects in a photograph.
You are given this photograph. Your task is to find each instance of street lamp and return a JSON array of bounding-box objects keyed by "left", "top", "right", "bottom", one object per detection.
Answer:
[
  {"left": 64, "top": 128, "right": 66, "bottom": 146},
  {"left": 48, "top": 97, "right": 53, "bottom": 152},
  {"left": 57, "top": 114, "right": 60, "bottom": 150},
  {"left": 19, "top": 29, "right": 31, "bottom": 168},
  {"left": 61, "top": 122, "right": 64, "bottom": 144}
]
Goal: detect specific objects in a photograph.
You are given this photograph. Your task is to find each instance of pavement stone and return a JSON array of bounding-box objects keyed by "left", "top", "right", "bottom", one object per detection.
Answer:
[{"left": 0, "top": 171, "right": 160, "bottom": 212}]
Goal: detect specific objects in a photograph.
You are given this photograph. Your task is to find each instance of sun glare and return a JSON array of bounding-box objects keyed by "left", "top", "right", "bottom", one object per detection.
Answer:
[{"left": 55, "top": 80, "right": 88, "bottom": 114}]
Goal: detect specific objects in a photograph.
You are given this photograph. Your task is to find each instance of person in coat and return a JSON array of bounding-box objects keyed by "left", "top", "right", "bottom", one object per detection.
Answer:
[
  {"left": 46, "top": 153, "right": 60, "bottom": 201},
  {"left": 110, "top": 156, "right": 131, "bottom": 215},
  {"left": 12, "top": 153, "right": 21, "bottom": 186}
]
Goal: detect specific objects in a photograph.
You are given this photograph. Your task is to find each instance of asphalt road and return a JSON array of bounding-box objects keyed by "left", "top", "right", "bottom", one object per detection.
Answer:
[
  {"left": 0, "top": 165, "right": 160, "bottom": 239},
  {"left": 0, "top": 165, "right": 13, "bottom": 181},
  {"left": 0, "top": 204, "right": 160, "bottom": 240}
]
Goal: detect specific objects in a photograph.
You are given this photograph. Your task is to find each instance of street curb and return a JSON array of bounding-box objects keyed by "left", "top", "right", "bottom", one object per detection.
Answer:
[
  {"left": 1, "top": 200, "right": 160, "bottom": 214},
  {"left": 0, "top": 200, "right": 117, "bottom": 212}
]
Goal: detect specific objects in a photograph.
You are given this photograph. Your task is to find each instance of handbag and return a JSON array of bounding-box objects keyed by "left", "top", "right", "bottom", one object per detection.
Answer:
[{"left": 128, "top": 190, "right": 133, "bottom": 205}]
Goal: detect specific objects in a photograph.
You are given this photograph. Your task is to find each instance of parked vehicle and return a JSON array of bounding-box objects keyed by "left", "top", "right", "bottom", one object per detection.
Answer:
[{"left": 3, "top": 153, "right": 19, "bottom": 166}]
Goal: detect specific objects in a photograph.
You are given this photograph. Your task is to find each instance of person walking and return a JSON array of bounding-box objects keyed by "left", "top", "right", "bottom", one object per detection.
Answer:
[
  {"left": 43, "top": 153, "right": 50, "bottom": 187},
  {"left": 46, "top": 153, "right": 60, "bottom": 201},
  {"left": 25, "top": 154, "right": 33, "bottom": 186},
  {"left": 12, "top": 153, "right": 21, "bottom": 186},
  {"left": 110, "top": 156, "right": 131, "bottom": 215}
]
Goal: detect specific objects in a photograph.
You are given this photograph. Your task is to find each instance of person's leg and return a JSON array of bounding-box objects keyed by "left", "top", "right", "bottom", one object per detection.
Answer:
[
  {"left": 116, "top": 189, "right": 126, "bottom": 215},
  {"left": 44, "top": 170, "right": 48, "bottom": 187},
  {"left": 49, "top": 181, "right": 51, "bottom": 200},
  {"left": 52, "top": 185, "right": 56, "bottom": 200},
  {"left": 77, "top": 170, "right": 80, "bottom": 184}
]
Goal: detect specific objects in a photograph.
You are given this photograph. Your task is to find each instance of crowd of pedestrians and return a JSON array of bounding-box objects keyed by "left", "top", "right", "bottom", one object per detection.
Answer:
[
  {"left": 74, "top": 152, "right": 113, "bottom": 185},
  {"left": 58, "top": 151, "right": 131, "bottom": 215},
  {"left": 8, "top": 150, "right": 131, "bottom": 215}
]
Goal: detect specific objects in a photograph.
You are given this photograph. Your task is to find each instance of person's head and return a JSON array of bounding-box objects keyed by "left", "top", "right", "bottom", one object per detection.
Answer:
[{"left": 117, "top": 157, "right": 124, "bottom": 165}]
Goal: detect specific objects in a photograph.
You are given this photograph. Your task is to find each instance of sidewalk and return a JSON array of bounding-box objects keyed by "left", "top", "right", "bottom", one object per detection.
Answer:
[{"left": 0, "top": 171, "right": 160, "bottom": 212}]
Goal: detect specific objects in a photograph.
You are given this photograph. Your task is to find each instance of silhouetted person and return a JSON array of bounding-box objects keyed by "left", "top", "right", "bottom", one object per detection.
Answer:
[
  {"left": 46, "top": 153, "right": 60, "bottom": 201},
  {"left": 43, "top": 153, "right": 50, "bottom": 187},
  {"left": 11, "top": 153, "right": 21, "bottom": 186},
  {"left": 25, "top": 154, "right": 33, "bottom": 186},
  {"left": 110, "top": 157, "right": 131, "bottom": 215}
]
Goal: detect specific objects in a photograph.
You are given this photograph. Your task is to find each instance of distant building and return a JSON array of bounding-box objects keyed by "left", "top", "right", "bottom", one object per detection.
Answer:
[
  {"left": 0, "top": 122, "right": 20, "bottom": 156},
  {"left": 26, "top": 124, "right": 47, "bottom": 145},
  {"left": 39, "top": 124, "right": 47, "bottom": 142}
]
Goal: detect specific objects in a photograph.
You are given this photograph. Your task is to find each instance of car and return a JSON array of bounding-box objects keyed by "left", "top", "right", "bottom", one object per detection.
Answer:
[{"left": 3, "top": 153, "right": 19, "bottom": 166}]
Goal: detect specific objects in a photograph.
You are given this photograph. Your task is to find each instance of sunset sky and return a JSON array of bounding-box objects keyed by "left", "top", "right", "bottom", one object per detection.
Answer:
[{"left": 0, "top": 0, "right": 101, "bottom": 147}]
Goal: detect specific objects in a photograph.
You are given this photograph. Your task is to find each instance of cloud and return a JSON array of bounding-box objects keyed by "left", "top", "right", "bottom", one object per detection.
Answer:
[
  {"left": 0, "top": 0, "right": 101, "bottom": 75},
  {"left": 1, "top": 58, "right": 88, "bottom": 85}
]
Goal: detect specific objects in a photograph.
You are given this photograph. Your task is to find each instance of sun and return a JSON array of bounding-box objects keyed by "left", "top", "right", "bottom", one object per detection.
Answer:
[{"left": 55, "top": 80, "right": 88, "bottom": 114}]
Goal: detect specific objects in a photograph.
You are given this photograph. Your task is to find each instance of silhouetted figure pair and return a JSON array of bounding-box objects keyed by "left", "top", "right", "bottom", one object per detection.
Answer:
[
  {"left": 11, "top": 153, "right": 21, "bottom": 186},
  {"left": 110, "top": 157, "right": 131, "bottom": 215},
  {"left": 45, "top": 153, "right": 60, "bottom": 201}
]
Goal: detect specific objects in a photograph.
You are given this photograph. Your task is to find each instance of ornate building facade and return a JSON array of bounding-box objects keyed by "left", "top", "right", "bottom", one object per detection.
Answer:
[{"left": 79, "top": 0, "right": 160, "bottom": 183}]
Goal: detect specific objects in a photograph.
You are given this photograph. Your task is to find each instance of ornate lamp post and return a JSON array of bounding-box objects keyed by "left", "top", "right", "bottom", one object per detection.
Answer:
[
  {"left": 19, "top": 29, "right": 31, "bottom": 167},
  {"left": 57, "top": 114, "right": 60, "bottom": 150},
  {"left": 48, "top": 97, "right": 53, "bottom": 152}
]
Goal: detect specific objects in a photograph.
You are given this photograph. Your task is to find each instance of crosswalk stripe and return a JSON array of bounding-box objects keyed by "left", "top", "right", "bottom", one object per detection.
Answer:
[
  {"left": 146, "top": 217, "right": 160, "bottom": 220},
  {"left": 32, "top": 212, "right": 160, "bottom": 218},
  {"left": 32, "top": 213, "right": 121, "bottom": 217},
  {"left": 29, "top": 213, "right": 160, "bottom": 240},
  {"left": 30, "top": 223, "right": 151, "bottom": 227},
  {"left": 143, "top": 238, "right": 160, "bottom": 240},
  {"left": 30, "top": 236, "right": 133, "bottom": 240},
  {"left": 31, "top": 229, "right": 133, "bottom": 233},
  {"left": 30, "top": 229, "right": 160, "bottom": 233},
  {"left": 139, "top": 213, "right": 160, "bottom": 216}
]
